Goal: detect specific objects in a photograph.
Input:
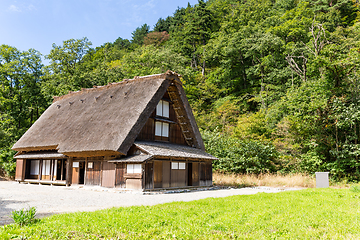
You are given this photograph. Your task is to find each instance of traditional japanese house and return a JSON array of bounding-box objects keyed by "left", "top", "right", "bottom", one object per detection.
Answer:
[{"left": 12, "top": 71, "right": 216, "bottom": 190}]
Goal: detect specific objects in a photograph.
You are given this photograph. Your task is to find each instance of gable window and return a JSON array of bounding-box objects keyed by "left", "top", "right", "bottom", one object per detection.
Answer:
[
  {"left": 127, "top": 164, "right": 142, "bottom": 174},
  {"left": 156, "top": 100, "right": 169, "bottom": 118},
  {"left": 155, "top": 121, "right": 169, "bottom": 138}
]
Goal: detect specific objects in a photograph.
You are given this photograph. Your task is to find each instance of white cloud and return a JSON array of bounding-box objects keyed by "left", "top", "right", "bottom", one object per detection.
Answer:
[
  {"left": 28, "top": 4, "right": 36, "bottom": 11},
  {"left": 7, "top": 4, "right": 37, "bottom": 13},
  {"left": 144, "top": 0, "right": 155, "bottom": 9},
  {"left": 8, "top": 5, "right": 21, "bottom": 12}
]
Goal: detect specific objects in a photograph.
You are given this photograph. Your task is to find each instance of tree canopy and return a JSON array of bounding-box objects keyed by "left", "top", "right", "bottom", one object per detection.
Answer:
[{"left": 1, "top": 0, "right": 360, "bottom": 181}]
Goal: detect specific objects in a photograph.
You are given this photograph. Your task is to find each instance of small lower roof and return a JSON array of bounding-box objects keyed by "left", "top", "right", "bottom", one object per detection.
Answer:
[
  {"left": 134, "top": 141, "right": 217, "bottom": 160},
  {"left": 108, "top": 154, "right": 153, "bottom": 163},
  {"left": 14, "top": 152, "right": 67, "bottom": 159}
]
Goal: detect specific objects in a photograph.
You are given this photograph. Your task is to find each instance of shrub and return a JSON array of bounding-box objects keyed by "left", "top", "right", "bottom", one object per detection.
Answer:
[
  {"left": 11, "top": 207, "right": 37, "bottom": 227},
  {"left": 202, "top": 129, "right": 280, "bottom": 174},
  {"left": 0, "top": 147, "right": 16, "bottom": 177}
]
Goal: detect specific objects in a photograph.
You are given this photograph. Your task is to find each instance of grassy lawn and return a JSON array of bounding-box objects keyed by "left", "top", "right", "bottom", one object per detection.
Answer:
[{"left": 1, "top": 188, "right": 360, "bottom": 239}]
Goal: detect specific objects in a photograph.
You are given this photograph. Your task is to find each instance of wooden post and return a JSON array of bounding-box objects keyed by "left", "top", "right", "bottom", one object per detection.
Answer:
[
  {"left": 66, "top": 157, "right": 73, "bottom": 187},
  {"left": 100, "top": 160, "right": 103, "bottom": 186},
  {"left": 60, "top": 160, "right": 64, "bottom": 181},
  {"left": 84, "top": 158, "right": 88, "bottom": 185},
  {"left": 113, "top": 161, "right": 116, "bottom": 188},
  {"left": 21, "top": 159, "right": 26, "bottom": 182},
  {"left": 50, "top": 160, "right": 53, "bottom": 181},
  {"left": 39, "top": 160, "right": 43, "bottom": 181}
]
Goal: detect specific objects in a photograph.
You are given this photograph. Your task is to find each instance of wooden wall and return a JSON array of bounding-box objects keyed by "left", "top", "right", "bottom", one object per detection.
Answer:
[
  {"left": 85, "top": 160, "right": 101, "bottom": 185},
  {"left": 199, "top": 162, "right": 212, "bottom": 186},
  {"left": 136, "top": 91, "right": 187, "bottom": 145},
  {"left": 115, "top": 163, "right": 125, "bottom": 188},
  {"left": 15, "top": 159, "right": 25, "bottom": 181},
  {"left": 171, "top": 168, "right": 186, "bottom": 187},
  {"left": 144, "top": 160, "right": 212, "bottom": 190},
  {"left": 102, "top": 161, "right": 115, "bottom": 187}
]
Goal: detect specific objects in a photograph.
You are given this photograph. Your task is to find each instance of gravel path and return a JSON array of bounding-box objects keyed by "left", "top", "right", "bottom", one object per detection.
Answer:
[{"left": 0, "top": 180, "right": 301, "bottom": 226}]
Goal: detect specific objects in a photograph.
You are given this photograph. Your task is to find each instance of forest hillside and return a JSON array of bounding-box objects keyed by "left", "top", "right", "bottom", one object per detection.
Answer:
[{"left": 1, "top": 0, "right": 360, "bottom": 181}]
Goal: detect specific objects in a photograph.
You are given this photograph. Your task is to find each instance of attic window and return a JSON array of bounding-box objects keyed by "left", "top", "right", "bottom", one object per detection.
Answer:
[
  {"left": 155, "top": 121, "right": 169, "bottom": 138},
  {"left": 156, "top": 100, "right": 169, "bottom": 118}
]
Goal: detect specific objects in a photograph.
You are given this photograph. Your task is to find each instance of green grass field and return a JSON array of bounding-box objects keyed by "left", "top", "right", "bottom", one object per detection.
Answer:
[{"left": 1, "top": 188, "right": 360, "bottom": 239}]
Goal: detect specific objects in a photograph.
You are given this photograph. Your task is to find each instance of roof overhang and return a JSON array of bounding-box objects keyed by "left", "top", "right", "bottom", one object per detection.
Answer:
[
  {"left": 134, "top": 141, "right": 217, "bottom": 160},
  {"left": 108, "top": 154, "right": 153, "bottom": 163},
  {"left": 14, "top": 152, "right": 67, "bottom": 159}
]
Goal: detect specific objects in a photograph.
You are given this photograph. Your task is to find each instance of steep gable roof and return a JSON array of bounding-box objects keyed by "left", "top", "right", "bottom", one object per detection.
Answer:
[{"left": 12, "top": 71, "right": 205, "bottom": 157}]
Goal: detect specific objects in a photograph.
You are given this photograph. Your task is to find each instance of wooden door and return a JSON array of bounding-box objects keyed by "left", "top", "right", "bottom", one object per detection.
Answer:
[
  {"left": 86, "top": 161, "right": 101, "bottom": 185},
  {"left": 145, "top": 162, "right": 153, "bottom": 189},
  {"left": 72, "top": 167, "right": 79, "bottom": 184},
  {"left": 102, "top": 161, "right": 115, "bottom": 188},
  {"left": 15, "top": 159, "right": 25, "bottom": 181},
  {"left": 192, "top": 162, "right": 199, "bottom": 186},
  {"left": 153, "top": 161, "right": 163, "bottom": 188},
  {"left": 115, "top": 163, "right": 125, "bottom": 188},
  {"left": 162, "top": 161, "right": 170, "bottom": 188}
]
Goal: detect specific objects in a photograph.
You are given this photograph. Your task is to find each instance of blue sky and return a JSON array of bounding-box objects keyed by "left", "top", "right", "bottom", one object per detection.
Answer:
[{"left": 0, "top": 0, "right": 199, "bottom": 56}]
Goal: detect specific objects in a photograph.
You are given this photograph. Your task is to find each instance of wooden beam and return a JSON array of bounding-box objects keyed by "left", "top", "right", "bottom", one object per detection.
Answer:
[
  {"left": 39, "top": 160, "right": 43, "bottom": 181},
  {"left": 84, "top": 158, "right": 88, "bottom": 185},
  {"left": 66, "top": 157, "right": 73, "bottom": 187},
  {"left": 100, "top": 160, "right": 103, "bottom": 186}
]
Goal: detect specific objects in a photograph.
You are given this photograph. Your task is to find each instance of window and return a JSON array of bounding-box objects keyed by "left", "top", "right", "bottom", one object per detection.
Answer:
[
  {"left": 87, "top": 162, "right": 93, "bottom": 169},
  {"left": 156, "top": 100, "right": 169, "bottom": 118},
  {"left": 171, "top": 162, "right": 186, "bottom": 170},
  {"left": 42, "top": 160, "right": 51, "bottom": 176},
  {"left": 179, "top": 162, "right": 186, "bottom": 169},
  {"left": 171, "top": 162, "right": 178, "bottom": 169},
  {"left": 155, "top": 121, "right": 169, "bottom": 137},
  {"left": 30, "top": 160, "right": 39, "bottom": 175},
  {"left": 127, "top": 164, "right": 142, "bottom": 174}
]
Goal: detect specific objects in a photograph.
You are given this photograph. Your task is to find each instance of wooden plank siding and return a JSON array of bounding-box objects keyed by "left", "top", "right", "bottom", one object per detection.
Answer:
[
  {"left": 136, "top": 91, "right": 187, "bottom": 145},
  {"left": 85, "top": 160, "right": 101, "bottom": 185},
  {"left": 115, "top": 163, "right": 125, "bottom": 188},
  {"left": 162, "top": 161, "right": 170, "bottom": 188},
  {"left": 190, "top": 162, "right": 199, "bottom": 186},
  {"left": 142, "top": 159, "right": 212, "bottom": 190},
  {"left": 102, "top": 161, "right": 116, "bottom": 188},
  {"left": 199, "top": 162, "right": 212, "bottom": 186},
  {"left": 15, "top": 159, "right": 25, "bottom": 181},
  {"left": 145, "top": 162, "right": 153, "bottom": 189},
  {"left": 153, "top": 161, "right": 163, "bottom": 188}
]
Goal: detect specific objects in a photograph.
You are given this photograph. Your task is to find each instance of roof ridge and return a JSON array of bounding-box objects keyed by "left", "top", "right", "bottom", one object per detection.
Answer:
[{"left": 53, "top": 71, "right": 180, "bottom": 103}]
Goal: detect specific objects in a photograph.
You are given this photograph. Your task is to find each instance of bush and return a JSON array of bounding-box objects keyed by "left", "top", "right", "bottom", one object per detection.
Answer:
[
  {"left": 0, "top": 147, "right": 16, "bottom": 177},
  {"left": 202, "top": 129, "right": 280, "bottom": 174},
  {"left": 11, "top": 207, "right": 37, "bottom": 227}
]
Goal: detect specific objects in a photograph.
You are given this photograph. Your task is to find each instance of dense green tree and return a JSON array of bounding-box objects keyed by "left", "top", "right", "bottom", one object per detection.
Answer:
[
  {"left": 0, "top": 45, "right": 46, "bottom": 176},
  {"left": 2, "top": 0, "right": 360, "bottom": 180},
  {"left": 131, "top": 24, "right": 150, "bottom": 46},
  {"left": 43, "top": 37, "right": 124, "bottom": 99},
  {"left": 154, "top": 17, "right": 173, "bottom": 32}
]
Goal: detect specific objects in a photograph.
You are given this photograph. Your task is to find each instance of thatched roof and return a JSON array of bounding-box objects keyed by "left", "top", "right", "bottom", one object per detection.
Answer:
[
  {"left": 108, "top": 155, "right": 153, "bottom": 163},
  {"left": 14, "top": 151, "right": 66, "bottom": 159},
  {"left": 12, "top": 71, "right": 206, "bottom": 157},
  {"left": 135, "top": 141, "right": 217, "bottom": 160}
]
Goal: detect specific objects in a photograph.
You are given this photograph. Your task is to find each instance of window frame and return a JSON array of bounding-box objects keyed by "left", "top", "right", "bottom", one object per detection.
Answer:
[
  {"left": 171, "top": 161, "right": 186, "bottom": 170},
  {"left": 127, "top": 163, "right": 142, "bottom": 174},
  {"left": 156, "top": 100, "right": 170, "bottom": 118}
]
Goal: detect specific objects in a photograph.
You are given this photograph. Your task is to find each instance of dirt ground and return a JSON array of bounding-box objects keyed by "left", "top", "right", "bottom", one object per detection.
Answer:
[{"left": 0, "top": 180, "right": 300, "bottom": 226}]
